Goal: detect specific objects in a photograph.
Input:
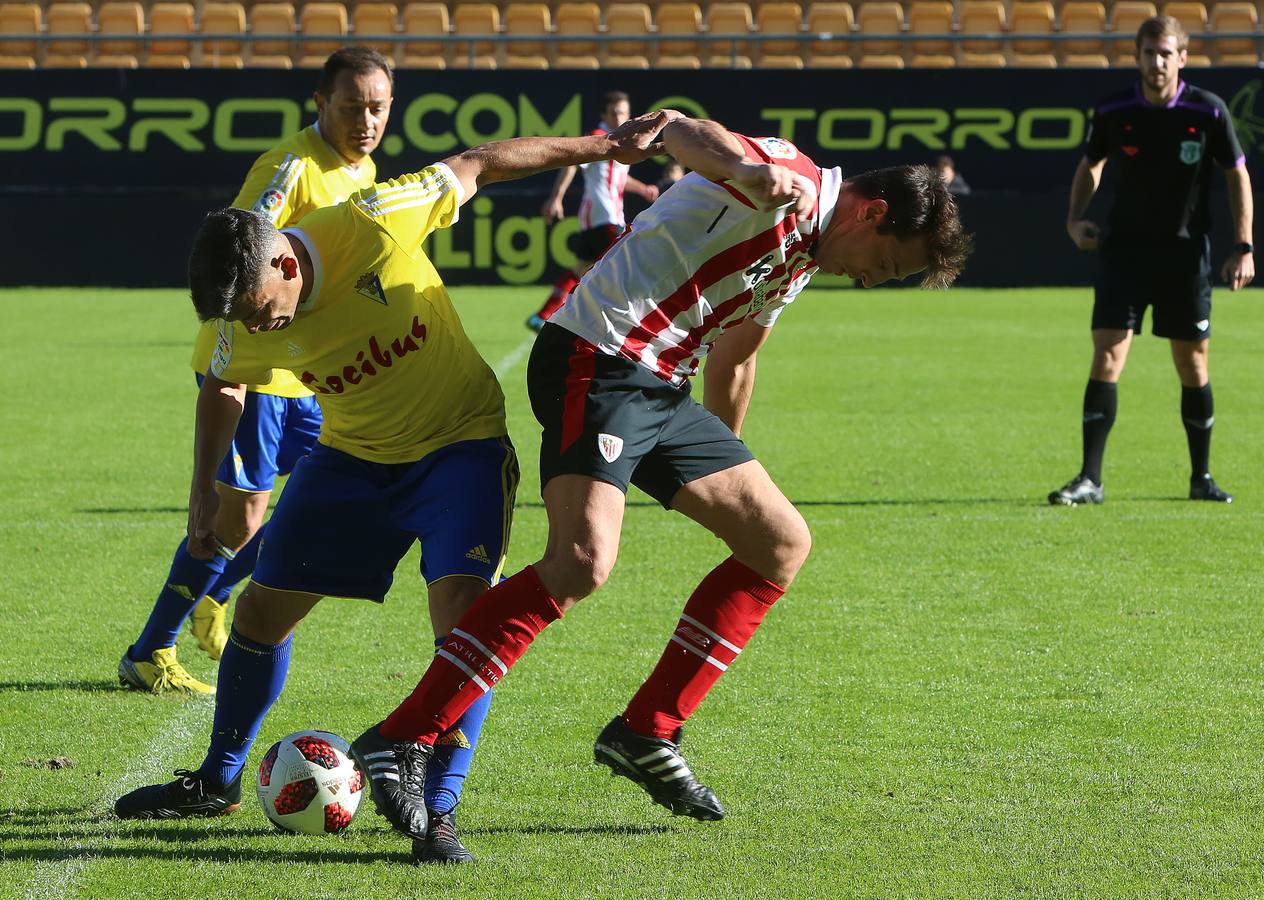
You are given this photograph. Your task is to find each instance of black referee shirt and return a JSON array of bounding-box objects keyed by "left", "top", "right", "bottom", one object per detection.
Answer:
[{"left": 1085, "top": 81, "right": 1244, "bottom": 244}]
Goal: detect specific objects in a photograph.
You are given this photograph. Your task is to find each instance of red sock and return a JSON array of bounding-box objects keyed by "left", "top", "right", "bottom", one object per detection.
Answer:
[
  {"left": 381, "top": 566, "right": 562, "bottom": 743},
  {"left": 623, "top": 557, "right": 785, "bottom": 739},
  {"left": 536, "top": 270, "right": 579, "bottom": 321}
]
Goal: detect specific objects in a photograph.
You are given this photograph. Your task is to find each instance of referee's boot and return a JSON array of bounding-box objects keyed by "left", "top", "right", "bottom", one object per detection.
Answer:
[
  {"left": 594, "top": 716, "right": 725, "bottom": 821},
  {"left": 1190, "top": 474, "right": 1233, "bottom": 503},
  {"left": 1048, "top": 474, "right": 1104, "bottom": 506}
]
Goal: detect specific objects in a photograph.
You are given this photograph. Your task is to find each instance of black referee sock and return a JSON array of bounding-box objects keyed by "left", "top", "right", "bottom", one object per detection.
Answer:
[
  {"left": 1181, "top": 383, "right": 1215, "bottom": 479},
  {"left": 1080, "top": 378, "right": 1117, "bottom": 485}
]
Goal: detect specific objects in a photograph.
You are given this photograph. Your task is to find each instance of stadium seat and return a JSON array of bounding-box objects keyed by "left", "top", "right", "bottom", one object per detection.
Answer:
[
  {"left": 94, "top": 53, "right": 139, "bottom": 67},
  {"left": 1062, "top": 52, "right": 1109, "bottom": 66},
  {"left": 299, "top": 3, "right": 348, "bottom": 68},
  {"left": 0, "top": 54, "right": 36, "bottom": 67},
  {"left": 605, "top": 53, "right": 650, "bottom": 67},
  {"left": 1010, "top": 52, "right": 1056, "bottom": 66},
  {"left": 97, "top": 2, "right": 143, "bottom": 60},
  {"left": 705, "top": 2, "right": 753, "bottom": 59},
  {"left": 0, "top": 3, "right": 41, "bottom": 60},
  {"left": 250, "top": 3, "right": 297, "bottom": 64},
  {"left": 554, "top": 53, "right": 600, "bottom": 67},
  {"left": 704, "top": 51, "right": 752, "bottom": 66},
  {"left": 251, "top": 54, "right": 293, "bottom": 67},
  {"left": 959, "top": 51, "right": 1006, "bottom": 66},
  {"left": 149, "top": 2, "right": 195, "bottom": 66},
  {"left": 554, "top": 3, "right": 601, "bottom": 60},
  {"left": 910, "top": 53, "right": 956, "bottom": 66},
  {"left": 1110, "top": 1, "right": 1156, "bottom": 62},
  {"left": 605, "top": 3, "right": 653, "bottom": 63},
  {"left": 199, "top": 2, "right": 246, "bottom": 67},
  {"left": 856, "top": 1, "right": 903, "bottom": 62},
  {"left": 353, "top": 3, "right": 399, "bottom": 62},
  {"left": 906, "top": 2, "right": 952, "bottom": 60},
  {"left": 1059, "top": 2, "right": 1107, "bottom": 63},
  {"left": 452, "top": 1, "right": 498, "bottom": 65},
  {"left": 1210, "top": 1, "right": 1259, "bottom": 65},
  {"left": 401, "top": 2, "right": 449, "bottom": 67},
  {"left": 758, "top": 53, "right": 804, "bottom": 67},
  {"left": 1009, "top": 1, "right": 1054, "bottom": 59},
  {"left": 502, "top": 53, "right": 548, "bottom": 68},
  {"left": 43, "top": 53, "right": 88, "bottom": 66},
  {"left": 959, "top": 0, "right": 1006, "bottom": 61},
  {"left": 1184, "top": 53, "right": 1212, "bottom": 66},
  {"left": 806, "top": 2, "right": 854, "bottom": 67},
  {"left": 755, "top": 2, "right": 804, "bottom": 63},
  {"left": 500, "top": 3, "right": 549, "bottom": 66},
  {"left": 656, "top": 2, "right": 702, "bottom": 59},
  {"left": 657, "top": 53, "right": 702, "bottom": 67},
  {"left": 1162, "top": 2, "right": 1207, "bottom": 56},
  {"left": 45, "top": 3, "right": 93, "bottom": 61},
  {"left": 858, "top": 53, "right": 904, "bottom": 66}
]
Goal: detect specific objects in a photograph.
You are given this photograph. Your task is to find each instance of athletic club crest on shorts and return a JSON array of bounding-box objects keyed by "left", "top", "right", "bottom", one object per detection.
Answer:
[
  {"left": 597, "top": 433, "right": 624, "bottom": 463},
  {"left": 1179, "top": 140, "right": 1203, "bottom": 165}
]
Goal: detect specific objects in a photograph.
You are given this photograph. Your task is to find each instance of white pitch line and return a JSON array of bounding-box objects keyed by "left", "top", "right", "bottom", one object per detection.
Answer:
[{"left": 491, "top": 335, "right": 535, "bottom": 378}]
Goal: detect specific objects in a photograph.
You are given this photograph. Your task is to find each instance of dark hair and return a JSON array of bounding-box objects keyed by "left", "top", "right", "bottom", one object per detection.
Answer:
[
  {"left": 317, "top": 46, "right": 394, "bottom": 96},
  {"left": 843, "top": 165, "right": 973, "bottom": 289},
  {"left": 603, "top": 90, "right": 630, "bottom": 111},
  {"left": 188, "top": 208, "right": 279, "bottom": 322},
  {"left": 1136, "top": 15, "right": 1188, "bottom": 51}
]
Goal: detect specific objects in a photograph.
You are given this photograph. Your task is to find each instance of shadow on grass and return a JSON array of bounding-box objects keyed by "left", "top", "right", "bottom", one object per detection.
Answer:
[
  {"left": 76, "top": 507, "right": 185, "bottom": 515},
  {"left": 0, "top": 679, "right": 120, "bottom": 693},
  {"left": 468, "top": 823, "right": 671, "bottom": 837},
  {"left": 0, "top": 844, "right": 409, "bottom": 866}
]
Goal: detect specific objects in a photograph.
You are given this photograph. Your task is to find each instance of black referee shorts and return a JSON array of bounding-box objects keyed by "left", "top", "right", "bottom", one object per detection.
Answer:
[
  {"left": 527, "top": 323, "right": 754, "bottom": 508},
  {"left": 575, "top": 224, "right": 622, "bottom": 263},
  {"left": 1093, "top": 237, "right": 1213, "bottom": 340}
]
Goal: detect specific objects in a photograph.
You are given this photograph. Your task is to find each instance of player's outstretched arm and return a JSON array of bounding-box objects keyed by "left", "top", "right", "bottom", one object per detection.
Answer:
[
  {"left": 660, "top": 118, "right": 815, "bottom": 215},
  {"left": 703, "top": 317, "right": 774, "bottom": 437},
  {"left": 1221, "top": 164, "right": 1255, "bottom": 290},
  {"left": 441, "top": 109, "right": 682, "bottom": 205},
  {"left": 188, "top": 373, "right": 247, "bottom": 560}
]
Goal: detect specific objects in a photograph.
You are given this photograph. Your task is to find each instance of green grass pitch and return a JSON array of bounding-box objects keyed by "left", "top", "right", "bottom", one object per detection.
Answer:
[{"left": 2, "top": 285, "right": 1263, "bottom": 898}]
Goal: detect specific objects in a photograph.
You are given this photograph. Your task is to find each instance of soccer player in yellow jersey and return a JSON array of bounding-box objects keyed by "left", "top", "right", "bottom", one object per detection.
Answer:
[
  {"left": 114, "top": 108, "right": 679, "bottom": 864},
  {"left": 119, "top": 48, "right": 393, "bottom": 696}
]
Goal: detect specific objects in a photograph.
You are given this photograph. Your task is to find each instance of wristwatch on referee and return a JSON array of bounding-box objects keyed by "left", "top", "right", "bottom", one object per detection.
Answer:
[{"left": 1233, "top": 241, "right": 1254, "bottom": 255}]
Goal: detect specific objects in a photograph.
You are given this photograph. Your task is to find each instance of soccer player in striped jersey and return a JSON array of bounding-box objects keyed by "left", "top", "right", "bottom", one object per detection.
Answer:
[
  {"left": 367, "top": 117, "right": 972, "bottom": 830},
  {"left": 113, "top": 110, "right": 678, "bottom": 864},
  {"left": 526, "top": 91, "right": 661, "bottom": 330},
  {"left": 119, "top": 48, "right": 392, "bottom": 697}
]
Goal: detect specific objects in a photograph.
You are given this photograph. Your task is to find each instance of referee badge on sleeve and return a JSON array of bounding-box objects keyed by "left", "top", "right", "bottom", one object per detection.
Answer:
[
  {"left": 597, "top": 433, "right": 624, "bottom": 463},
  {"left": 1179, "top": 141, "right": 1203, "bottom": 165}
]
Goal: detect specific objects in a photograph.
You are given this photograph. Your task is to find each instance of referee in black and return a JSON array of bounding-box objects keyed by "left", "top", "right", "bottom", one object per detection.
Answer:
[{"left": 1050, "top": 15, "right": 1254, "bottom": 506}]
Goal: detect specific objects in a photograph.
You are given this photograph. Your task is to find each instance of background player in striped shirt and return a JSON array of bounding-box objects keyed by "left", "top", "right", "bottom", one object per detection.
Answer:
[
  {"left": 113, "top": 111, "right": 679, "bottom": 864},
  {"left": 526, "top": 90, "right": 662, "bottom": 330},
  {"left": 366, "top": 116, "right": 971, "bottom": 832},
  {"left": 118, "top": 48, "right": 393, "bottom": 696}
]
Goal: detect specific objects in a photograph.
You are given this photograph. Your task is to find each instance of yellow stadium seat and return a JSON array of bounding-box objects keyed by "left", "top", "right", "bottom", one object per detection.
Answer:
[
  {"left": 147, "top": 54, "right": 191, "bottom": 67},
  {"left": 807, "top": 2, "right": 853, "bottom": 67},
  {"left": 0, "top": 54, "right": 36, "bottom": 67},
  {"left": 554, "top": 52, "right": 599, "bottom": 67},
  {"left": 94, "top": 52, "right": 138, "bottom": 66},
  {"left": 960, "top": 51, "right": 1006, "bottom": 65},
  {"left": 1185, "top": 53, "right": 1212, "bottom": 66},
  {"left": 502, "top": 53, "right": 548, "bottom": 68},
  {"left": 0, "top": 3, "right": 40, "bottom": 59},
  {"left": 910, "top": 53, "right": 955, "bottom": 66},
  {"left": 401, "top": 3, "right": 448, "bottom": 66},
  {"left": 1011, "top": 52, "right": 1057, "bottom": 66},
  {"left": 449, "top": 54, "right": 497, "bottom": 68},
  {"left": 500, "top": 3, "right": 549, "bottom": 64},
  {"left": 907, "top": 2, "right": 953, "bottom": 60},
  {"left": 656, "top": 2, "right": 702, "bottom": 58},
  {"left": 1110, "top": 1, "right": 1156, "bottom": 61},
  {"left": 1059, "top": 2, "right": 1106, "bottom": 61},
  {"left": 200, "top": 2, "right": 246, "bottom": 65},
  {"left": 251, "top": 3, "right": 296, "bottom": 62},
  {"left": 606, "top": 3, "right": 652, "bottom": 62},
  {"left": 756, "top": 2, "right": 803, "bottom": 60},
  {"left": 97, "top": 2, "right": 143, "bottom": 58},
  {"left": 1211, "top": 1, "right": 1258, "bottom": 64},
  {"left": 959, "top": 0, "right": 1005, "bottom": 58},
  {"left": 44, "top": 53, "right": 88, "bottom": 66},
  {"left": 856, "top": 1, "right": 903, "bottom": 58},
  {"left": 657, "top": 53, "right": 701, "bottom": 67},
  {"left": 353, "top": 3, "right": 398, "bottom": 61},
  {"left": 858, "top": 52, "right": 904, "bottom": 66},
  {"left": 706, "top": 2, "right": 753, "bottom": 59},
  {"left": 299, "top": 3, "right": 348, "bottom": 67},
  {"left": 251, "top": 54, "right": 294, "bottom": 67},
  {"left": 45, "top": 3, "right": 92, "bottom": 60},
  {"left": 452, "top": 2, "right": 498, "bottom": 62},
  {"left": 704, "top": 52, "right": 752, "bottom": 67},
  {"left": 758, "top": 53, "right": 804, "bottom": 67},
  {"left": 149, "top": 3, "right": 194, "bottom": 62},
  {"left": 605, "top": 52, "right": 650, "bottom": 67},
  {"left": 1062, "top": 52, "right": 1109, "bottom": 66},
  {"left": 554, "top": 3, "right": 600, "bottom": 58},
  {"left": 1163, "top": 2, "right": 1207, "bottom": 55},
  {"left": 1009, "top": 1, "right": 1054, "bottom": 57}
]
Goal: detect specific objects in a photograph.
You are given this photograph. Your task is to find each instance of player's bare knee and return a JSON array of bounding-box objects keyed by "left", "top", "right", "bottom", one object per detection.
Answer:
[
  {"left": 538, "top": 544, "right": 616, "bottom": 602},
  {"left": 233, "top": 586, "right": 303, "bottom": 644}
]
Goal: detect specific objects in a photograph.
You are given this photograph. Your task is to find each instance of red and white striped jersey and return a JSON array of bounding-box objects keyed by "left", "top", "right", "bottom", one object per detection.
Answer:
[
  {"left": 551, "top": 134, "right": 842, "bottom": 386},
  {"left": 577, "top": 121, "right": 630, "bottom": 229}
]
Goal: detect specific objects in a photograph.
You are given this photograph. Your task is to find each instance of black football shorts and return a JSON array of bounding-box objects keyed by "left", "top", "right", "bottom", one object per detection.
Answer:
[{"left": 1093, "top": 236, "right": 1213, "bottom": 340}]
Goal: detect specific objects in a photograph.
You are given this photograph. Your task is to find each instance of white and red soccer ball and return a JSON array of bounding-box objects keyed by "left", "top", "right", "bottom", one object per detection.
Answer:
[{"left": 256, "top": 730, "right": 364, "bottom": 835}]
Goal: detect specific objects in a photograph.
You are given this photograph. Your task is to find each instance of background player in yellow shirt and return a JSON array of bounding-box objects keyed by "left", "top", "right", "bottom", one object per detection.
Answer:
[
  {"left": 119, "top": 47, "right": 393, "bottom": 696},
  {"left": 114, "top": 109, "right": 679, "bottom": 865}
]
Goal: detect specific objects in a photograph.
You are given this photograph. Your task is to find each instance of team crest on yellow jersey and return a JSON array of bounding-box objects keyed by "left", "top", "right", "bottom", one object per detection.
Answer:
[{"left": 356, "top": 271, "right": 388, "bottom": 305}]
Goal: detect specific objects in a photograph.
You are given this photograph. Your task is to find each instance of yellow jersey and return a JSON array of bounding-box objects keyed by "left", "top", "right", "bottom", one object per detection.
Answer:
[
  {"left": 191, "top": 124, "right": 378, "bottom": 398},
  {"left": 209, "top": 164, "right": 507, "bottom": 465}
]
